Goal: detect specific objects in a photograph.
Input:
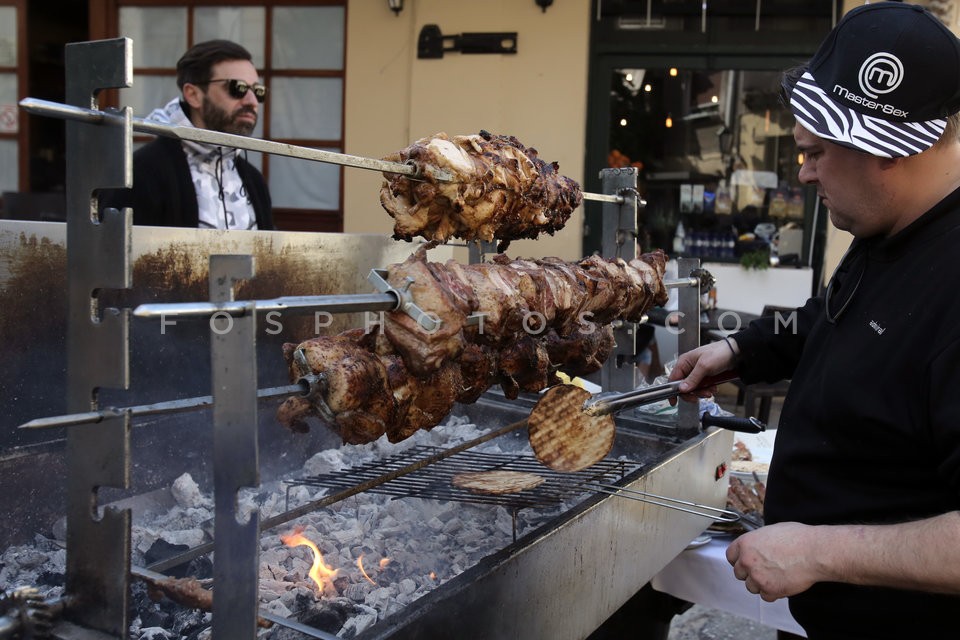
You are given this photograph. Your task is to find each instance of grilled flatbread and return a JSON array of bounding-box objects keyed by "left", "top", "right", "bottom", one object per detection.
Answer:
[
  {"left": 452, "top": 470, "right": 545, "bottom": 495},
  {"left": 528, "top": 384, "right": 615, "bottom": 472}
]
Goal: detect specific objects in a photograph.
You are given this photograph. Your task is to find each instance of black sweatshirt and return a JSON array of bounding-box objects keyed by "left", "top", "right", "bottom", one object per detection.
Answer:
[
  {"left": 732, "top": 187, "right": 960, "bottom": 639},
  {"left": 103, "top": 136, "right": 273, "bottom": 230}
]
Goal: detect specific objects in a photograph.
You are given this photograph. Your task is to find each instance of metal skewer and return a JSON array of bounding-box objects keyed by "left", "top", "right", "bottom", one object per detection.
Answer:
[
  {"left": 18, "top": 375, "right": 323, "bottom": 431},
  {"left": 19, "top": 98, "right": 425, "bottom": 178},
  {"left": 132, "top": 291, "right": 398, "bottom": 320},
  {"left": 19, "top": 97, "right": 634, "bottom": 203}
]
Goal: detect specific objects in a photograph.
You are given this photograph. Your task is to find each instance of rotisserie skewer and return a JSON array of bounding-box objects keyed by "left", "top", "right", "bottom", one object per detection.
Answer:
[
  {"left": 21, "top": 98, "right": 628, "bottom": 207},
  {"left": 277, "top": 247, "right": 668, "bottom": 446}
]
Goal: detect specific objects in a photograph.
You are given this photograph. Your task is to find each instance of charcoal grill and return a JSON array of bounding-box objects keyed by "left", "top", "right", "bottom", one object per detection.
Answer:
[
  {"left": 286, "top": 446, "right": 639, "bottom": 539},
  {"left": 0, "top": 38, "right": 736, "bottom": 640}
]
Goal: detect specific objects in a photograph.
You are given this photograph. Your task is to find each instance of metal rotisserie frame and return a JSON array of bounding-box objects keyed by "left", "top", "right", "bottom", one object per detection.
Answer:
[{"left": 0, "top": 38, "right": 734, "bottom": 640}]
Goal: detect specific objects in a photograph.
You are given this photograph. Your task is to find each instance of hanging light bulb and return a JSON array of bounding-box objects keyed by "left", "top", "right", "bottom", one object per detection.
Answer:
[
  {"left": 620, "top": 118, "right": 628, "bottom": 127},
  {"left": 669, "top": 68, "right": 678, "bottom": 77},
  {"left": 665, "top": 114, "right": 673, "bottom": 128},
  {"left": 644, "top": 83, "right": 652, "bottom": 92}
]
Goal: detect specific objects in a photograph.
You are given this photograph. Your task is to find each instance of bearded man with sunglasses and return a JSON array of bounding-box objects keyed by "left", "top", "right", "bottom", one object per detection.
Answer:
[
  {"left": 107, "top": 39, "right": 273, "bottom": 230},
  {"left": 668, "top": 3, "right": 960, "bottom": 638}
]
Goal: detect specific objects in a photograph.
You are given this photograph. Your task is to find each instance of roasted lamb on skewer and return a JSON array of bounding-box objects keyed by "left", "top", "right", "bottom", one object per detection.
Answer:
[
  {"left": 379, "top": 131, "right": 583, "bottom": 249},
  {"left": 380, "top": 244, "right": 667, "bottom": 376},
  {"left": 276, "top": 248, "right": 667, "bottom": 445}
]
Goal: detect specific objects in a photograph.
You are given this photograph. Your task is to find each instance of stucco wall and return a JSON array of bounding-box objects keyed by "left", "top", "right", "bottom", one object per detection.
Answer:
[{"left": 343, "top": 0, "right": 592, "bottom": 261}]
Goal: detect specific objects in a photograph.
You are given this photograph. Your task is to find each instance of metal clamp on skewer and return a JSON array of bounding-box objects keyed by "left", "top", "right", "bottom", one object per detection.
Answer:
[
  {"left": 367, "top": 268, "right": 487, "bottom": 329},
  {"left": 292, "top": 349, "right": 335, "bottom": 424},
  {"left": 367, "top": 268, "right": 442, "bottom": 332},
  {"left": 663, "top": 267, "right": 715, "bottom": 293}
]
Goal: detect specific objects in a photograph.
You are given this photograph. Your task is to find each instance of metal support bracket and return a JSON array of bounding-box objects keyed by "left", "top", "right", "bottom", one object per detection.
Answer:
[
  {"left": 599, "top": 167, "right": 643, "bottom": 394},
  {"left": 209, "top": 254, "right": 260, "bottom": 640},
  {"left": 418, "top": 24, "right": 518, "bottom": 59},
  {"left": 62, "top": 37, "right": 133, "bottom": 638},
  {"left": 676, "top": 257, "right": 703, "bottom": 437}
]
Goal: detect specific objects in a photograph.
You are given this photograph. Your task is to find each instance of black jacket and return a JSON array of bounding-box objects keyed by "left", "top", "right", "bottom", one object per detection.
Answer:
[
  {"left": 733, "top": 187, "right": 960, "bottom": 638},
  {"left": 104, "top": 136, "right": 273, "bottom": 229}
]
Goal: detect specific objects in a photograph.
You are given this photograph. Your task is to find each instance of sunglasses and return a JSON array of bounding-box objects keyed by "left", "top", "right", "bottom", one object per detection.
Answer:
[{"left": 199, "top": 78, "right": 268, "bottom": 103}]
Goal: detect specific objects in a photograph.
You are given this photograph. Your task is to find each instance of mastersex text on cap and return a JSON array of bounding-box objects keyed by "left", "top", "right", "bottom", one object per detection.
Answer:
[{"left": 789, "top": 2, "right": 960, "bottom": 157}]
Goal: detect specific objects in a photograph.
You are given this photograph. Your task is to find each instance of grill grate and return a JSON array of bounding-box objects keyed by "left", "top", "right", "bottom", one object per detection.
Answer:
[{"left": 286, "top": 445, "right": 642, "bottom": 513}]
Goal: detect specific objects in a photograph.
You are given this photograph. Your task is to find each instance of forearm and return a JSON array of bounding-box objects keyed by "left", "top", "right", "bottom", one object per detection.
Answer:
[
  {"left": 816, "top": 511, "right": 960, "bottom": 594},
  {"left": 728, "top": 513, "right": 960, "bottom": 601}
]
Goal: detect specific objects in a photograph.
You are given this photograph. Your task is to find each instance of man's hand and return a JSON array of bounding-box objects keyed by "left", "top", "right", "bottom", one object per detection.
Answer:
[
  {"left": 726, "top": 522, "right": 823, "bottom": 602},
  {"left": 726, "top": 513, "right": 960, "bottom": 600},
  {"left": 667, "top": 338, "right": 739, "bottom": 399}
]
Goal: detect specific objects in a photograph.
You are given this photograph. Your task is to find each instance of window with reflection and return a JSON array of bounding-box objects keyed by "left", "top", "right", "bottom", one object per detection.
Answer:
[
  {"left": 609, "top": 67, "right": 814, "bottom": 267},
  {"left": 114, "top": 1, "right": 346, "bottom": 232},
  {"left": 0, "top": 5, "right": 15, "bottom": 195}
]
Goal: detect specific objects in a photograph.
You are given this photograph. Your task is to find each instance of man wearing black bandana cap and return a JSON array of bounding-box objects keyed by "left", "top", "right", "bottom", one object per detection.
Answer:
[{"left": 669, "top": 3, "right": 960, "bottom": 637}]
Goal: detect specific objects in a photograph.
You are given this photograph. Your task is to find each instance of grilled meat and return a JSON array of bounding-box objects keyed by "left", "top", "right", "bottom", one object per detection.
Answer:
[
  {"left": 276, "top": 248, "right": 666, "bottom": 445},
  {"left": 380, "top": 131, "right": 582, "bottom": 248},
  {"left": 383, "top": 245, "right": 668, "bottom": 375}
]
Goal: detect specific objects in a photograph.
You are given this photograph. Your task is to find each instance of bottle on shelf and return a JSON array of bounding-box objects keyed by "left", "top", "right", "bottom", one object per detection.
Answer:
[
  {"left": 715, "top": 179, "right": 733, "bottom": 215},
  {"left": 673, "top": 220, "right": 686, "bottom": 254}
]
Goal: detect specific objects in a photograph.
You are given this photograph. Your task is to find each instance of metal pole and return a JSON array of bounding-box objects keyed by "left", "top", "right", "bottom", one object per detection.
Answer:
[
  {"left": 21, "top": 97, "right": 622, "bottom": 204},
  {"left": 62, "top": 38, "right": 133, "bottom": 638}
]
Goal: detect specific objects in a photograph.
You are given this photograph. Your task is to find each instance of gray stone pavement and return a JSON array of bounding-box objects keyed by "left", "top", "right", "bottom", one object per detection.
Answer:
[{"left": 669, "top": 604, "right": 779, "bottom": 639}]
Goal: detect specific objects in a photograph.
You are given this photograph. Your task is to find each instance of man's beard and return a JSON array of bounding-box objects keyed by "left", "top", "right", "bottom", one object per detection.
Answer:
[{"left": 201, "top": 98, "right": 257, "bottom": 136}]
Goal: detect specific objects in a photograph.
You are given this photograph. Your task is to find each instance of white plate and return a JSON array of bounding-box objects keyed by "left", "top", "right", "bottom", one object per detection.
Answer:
[{"left": 685, "top": 533, "right": 712, "bottom": 550}]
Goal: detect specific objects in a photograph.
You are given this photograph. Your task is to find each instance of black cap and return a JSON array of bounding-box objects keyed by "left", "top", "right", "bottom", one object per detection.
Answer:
[{"left": 789, "top": 2, "right": 960, "bottom": 157}]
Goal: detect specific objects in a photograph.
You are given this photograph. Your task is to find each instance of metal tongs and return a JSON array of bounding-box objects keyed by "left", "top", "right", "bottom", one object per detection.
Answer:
[
  {"left": 580, "top": 481, "right": 741, "bottom": 522},
  {"left": 582, "top": 371, "right": 766, "bottom": 434}
]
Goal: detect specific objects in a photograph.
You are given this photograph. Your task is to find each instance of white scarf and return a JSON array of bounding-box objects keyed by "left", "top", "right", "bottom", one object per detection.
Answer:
[{"left": 145, "top": 98, "right": 258, "bottom": 230}]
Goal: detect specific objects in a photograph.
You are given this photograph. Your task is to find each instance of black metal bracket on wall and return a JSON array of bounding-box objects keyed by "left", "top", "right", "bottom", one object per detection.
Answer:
[{"left": 418, "top": 24, "right": 518, "bottom": 59}]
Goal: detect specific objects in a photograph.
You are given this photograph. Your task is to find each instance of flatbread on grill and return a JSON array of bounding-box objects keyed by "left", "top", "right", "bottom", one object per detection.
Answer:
[
  {"left": 452, "top": 470, "right": 545, "bottom": 495},
  {"left": 528, "top": 384, "right": 615, "bottom": 472}
]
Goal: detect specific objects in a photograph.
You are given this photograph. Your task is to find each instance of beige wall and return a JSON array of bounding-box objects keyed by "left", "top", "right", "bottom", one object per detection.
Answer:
[{"left": 343, "top": 0, "right": 591, "bottom": 261}]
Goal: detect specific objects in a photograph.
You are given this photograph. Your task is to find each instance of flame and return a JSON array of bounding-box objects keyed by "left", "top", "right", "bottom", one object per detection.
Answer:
[
  {"left": 379, "top": 558, "right": 391, "bottom": 569},
  {"left": 280, "top": 525, "right": 338, "bottom": 593},
  {"left": 357, "top": 554, "right": 377, "bottom": 586}
]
